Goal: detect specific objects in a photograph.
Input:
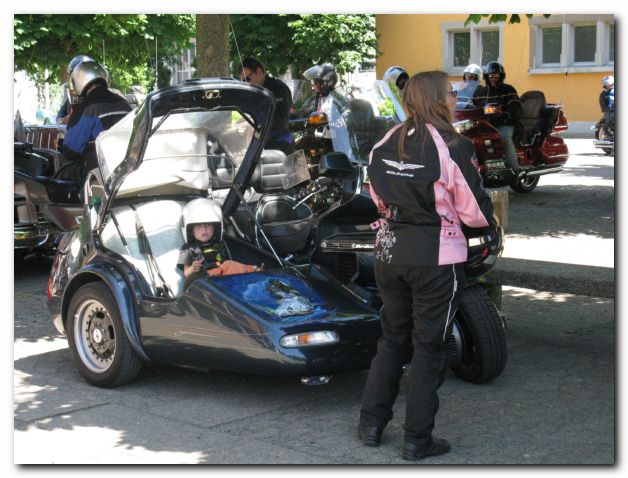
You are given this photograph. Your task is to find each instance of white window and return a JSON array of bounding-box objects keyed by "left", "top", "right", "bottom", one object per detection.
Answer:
[
  {"left": 171, "top": 38, "right": 197, "bottom": 85},
  {"left": 441, "top": 21, "right": 503, "bottom": 75},
  {"left": 530, "top": 15, "right": 614, "bottom": 74}
]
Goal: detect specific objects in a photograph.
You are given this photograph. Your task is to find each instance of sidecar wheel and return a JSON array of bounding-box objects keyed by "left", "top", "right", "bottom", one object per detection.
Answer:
[
  {"left": 449, "top": 284, "right": 507, "bottom": 384},
  {"left": 66, "top": 283, "right": 142, "bottom": 388},
  {"left": 510, "top": 174, "right": 539, "bottom": 193}
]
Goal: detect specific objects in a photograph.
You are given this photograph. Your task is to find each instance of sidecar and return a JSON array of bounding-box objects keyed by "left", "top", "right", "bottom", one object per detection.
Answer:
[{"left": 47, "top": 79, "right": 380, "bottom": 388}]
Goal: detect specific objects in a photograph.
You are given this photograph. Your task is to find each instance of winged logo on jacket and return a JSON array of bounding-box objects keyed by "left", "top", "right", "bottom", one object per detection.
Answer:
[{"left": 382, "top": 159, "right": 425, "bottom": 171}]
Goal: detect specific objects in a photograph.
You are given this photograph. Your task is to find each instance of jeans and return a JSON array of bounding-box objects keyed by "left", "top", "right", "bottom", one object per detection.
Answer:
[{"left": 497, "top": 125, "right": 519, "bottom": 171}]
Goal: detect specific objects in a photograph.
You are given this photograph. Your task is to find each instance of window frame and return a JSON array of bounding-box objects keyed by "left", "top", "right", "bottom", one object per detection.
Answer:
[
  {"left": 441, "top": 21, "right": 504, "bottom": 76},
  {"left": 529, "top": 14, "right": 614, "bottom": 74}
]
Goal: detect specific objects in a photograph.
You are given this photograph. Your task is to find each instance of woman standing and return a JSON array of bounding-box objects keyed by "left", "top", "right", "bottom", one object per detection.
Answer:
[{"left": 358, "top": 71, "right": 495, "bottom": 461}]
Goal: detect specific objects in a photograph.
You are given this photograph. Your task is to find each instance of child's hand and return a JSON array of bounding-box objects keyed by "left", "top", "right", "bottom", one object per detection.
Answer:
[{"left": 191, "top": 259, "right": 205, "bottom": 272}]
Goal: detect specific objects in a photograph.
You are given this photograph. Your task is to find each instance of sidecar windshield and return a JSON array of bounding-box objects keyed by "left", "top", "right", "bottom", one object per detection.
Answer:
[
  {"left": 97, "top": 108, "right": 255, "bottom": 198},
  {"left": 320, "top": 80, "right": 403, "bottom": 164}
]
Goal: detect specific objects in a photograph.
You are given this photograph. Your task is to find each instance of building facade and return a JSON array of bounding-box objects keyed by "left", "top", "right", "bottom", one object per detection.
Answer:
[{"left": 376, "top": 14, "right": 614, "bottom": 121}]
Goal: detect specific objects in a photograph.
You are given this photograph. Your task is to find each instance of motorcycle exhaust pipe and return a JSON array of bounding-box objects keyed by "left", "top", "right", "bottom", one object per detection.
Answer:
[
  {"left": 593, "top": 140, "right": 614, "bottom": 148},
  {"left": 523, "top": 166, "right": 564, "bottom": 177}
]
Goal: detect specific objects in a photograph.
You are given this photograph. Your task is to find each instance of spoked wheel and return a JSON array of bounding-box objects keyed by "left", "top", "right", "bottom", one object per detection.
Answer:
[
  {"left": 67, "top": 283, "right": 142, "bottom": 387},
  {"left": 449, "top": 284, "right": 507, "bottom": 384},
  {"left": 510, "top": 174, "right": 540, "bottom": 193}
]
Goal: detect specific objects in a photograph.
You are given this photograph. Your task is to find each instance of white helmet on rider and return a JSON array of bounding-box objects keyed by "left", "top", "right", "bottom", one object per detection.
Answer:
[
  {"left": 182, "top": 198, "right": 223, "bottom": 243},
  {"left": 602, "top": 76, "right": 614, "bottom": 88},
  {"left": 70, "top": 60, "right": 109, "bottom": 97},
  {"left": 463, "top": 63, "right": 483, "bottom": 82},
  {"left": 383, "top": 66, "right": 409, "bottom": 90}
]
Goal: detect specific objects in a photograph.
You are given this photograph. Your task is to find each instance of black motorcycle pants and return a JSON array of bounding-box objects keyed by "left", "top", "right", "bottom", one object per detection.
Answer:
[{"left": 360, "top": 261, "right": 465, "bottom": 445}]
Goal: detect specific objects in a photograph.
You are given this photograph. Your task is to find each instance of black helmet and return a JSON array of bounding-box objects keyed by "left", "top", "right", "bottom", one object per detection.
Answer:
[
  {"left": 463, "top": 221, "right": 504, "bottom": 278},
  {"left": 483, "top": 61, "right": 506, "bottom": 86},
  {"left": 303, "top": 64, "right": 338, "bottom": 94}
]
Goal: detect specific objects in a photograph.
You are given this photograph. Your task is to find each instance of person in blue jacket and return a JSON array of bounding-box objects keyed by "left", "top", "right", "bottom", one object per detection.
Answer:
[{"left": 57, "top": 60, "right": 131, "bottom": 183}]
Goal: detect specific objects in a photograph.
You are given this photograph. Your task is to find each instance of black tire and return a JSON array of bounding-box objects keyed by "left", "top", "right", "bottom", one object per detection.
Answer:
[
  {"left": 595, "top": 127, "right": 614, "bottom": 155},
  {"left": 510, "top": 174, "right": 540, "bottom": 193},
  {"left": 66, "top": 282, "right": 142, "bottom": 387},
  {"left": 449, "top": 284, "right": 507, "bottom": 384}
]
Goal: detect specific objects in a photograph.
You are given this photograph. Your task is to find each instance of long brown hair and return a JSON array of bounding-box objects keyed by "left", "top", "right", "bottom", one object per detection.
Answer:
[{"left": 398, "top": 70, "right": 460, "bottom": 160}]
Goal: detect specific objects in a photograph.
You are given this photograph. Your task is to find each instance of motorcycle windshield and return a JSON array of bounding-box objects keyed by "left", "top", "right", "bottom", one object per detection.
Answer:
[
  {"left": 320, "top": 80, "right": 403, "bottom": 165},
  {"left": 285, "top": 79, "right": 317, "bottom": 119},
  {"left": 453, "top": 80, "right": 480, "bottom": 106}
]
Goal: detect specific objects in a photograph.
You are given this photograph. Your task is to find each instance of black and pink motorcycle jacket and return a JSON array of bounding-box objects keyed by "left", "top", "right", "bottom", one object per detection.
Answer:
[{"left": 367, "top": 123, "right": 494, "bottom": 266}]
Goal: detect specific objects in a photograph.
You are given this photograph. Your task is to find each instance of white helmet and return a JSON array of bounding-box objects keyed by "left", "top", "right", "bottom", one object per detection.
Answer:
[
  {"left": 70, "top": 60, "right": 109, "bottom": 96},
  {"left": 383, "top": 66, "right": 409, "bottom": 90},
  {"left": 182, "top": 198, "right": 223, "bottom": 243},
  {"left": 463, "top": 63, "right": 483, "bottom": 81},
  {"left": 602, "top": 76, "right": 614, "bottom": 88}
]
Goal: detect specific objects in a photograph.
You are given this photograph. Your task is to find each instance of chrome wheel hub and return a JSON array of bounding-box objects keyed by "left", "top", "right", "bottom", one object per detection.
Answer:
[{"left": 74, "top": 299, "right": 116, "bottom": 373}]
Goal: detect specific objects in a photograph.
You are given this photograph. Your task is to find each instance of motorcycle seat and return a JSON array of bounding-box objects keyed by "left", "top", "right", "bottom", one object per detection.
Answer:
[
  {"left": 244, "top": 149, "right": 314, "bottom": 255},
  {"left": 517, "top": 90, "right": 546, "bottom": 146},
  {"left": 345, "top": 99, "right": 377, "bottom": 160}
]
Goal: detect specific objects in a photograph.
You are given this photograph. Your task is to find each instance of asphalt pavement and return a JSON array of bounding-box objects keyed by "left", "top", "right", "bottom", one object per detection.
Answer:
[{"left": 12, "top": 137, "right": 616, "bottom": 466}]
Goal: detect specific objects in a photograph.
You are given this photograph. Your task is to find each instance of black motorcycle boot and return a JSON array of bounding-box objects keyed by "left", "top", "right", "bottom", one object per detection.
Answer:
[
  {"left": 401, "top": 437, "right": 451, "bottom": 461},
  {"left": 357, "top": 424, "right": 384, "bottom": 447}
]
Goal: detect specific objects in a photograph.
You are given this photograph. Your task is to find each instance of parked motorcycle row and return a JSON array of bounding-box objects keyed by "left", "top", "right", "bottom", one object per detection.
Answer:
[{"left": 15, "top": 71, "right": 577, "bottom": 387}]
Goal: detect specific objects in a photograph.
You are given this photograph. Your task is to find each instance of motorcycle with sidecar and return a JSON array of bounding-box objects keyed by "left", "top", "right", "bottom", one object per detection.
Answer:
[{"left": 46, "top": 78, "right": 506, "bottom": 389}]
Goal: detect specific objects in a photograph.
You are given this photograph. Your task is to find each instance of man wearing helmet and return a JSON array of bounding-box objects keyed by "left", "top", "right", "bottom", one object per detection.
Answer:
[
  {"left": 457, "top": 63, "right": 483, "bottom": 102},
  {"left": 383, "top": 66, "right": 409, "bottom": 92},
  {"left": 55, "top": 54, "right": 95, "bottom": 125},
  {"left": 57, "top": 60, "right": 132, "bottom": 183},
  {"left": 472, "top": 61, "right": 523, "bottom": 172},
  {"left": 599, "top": 76, "right": 615, "bottom": 136},
  {"left": 303, "top": 64, "right": 340, "bottom": 112},
  {"left": 238, "top": 57, "right": 295, "bottom": 155},
  {"left": 178, "top": 198, "right": 260, "bottom": 283}
]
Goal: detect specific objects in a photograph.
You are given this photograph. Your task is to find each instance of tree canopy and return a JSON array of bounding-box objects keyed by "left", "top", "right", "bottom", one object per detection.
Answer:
[
  {"left": 464, "top": 14, "right": 551, "bottom": 26},
  {"left": 14, "top": 14, "right": 195, "bottom": 92},
  {"left": 229, "top": 14, "right": 378, "bottom": 78}
]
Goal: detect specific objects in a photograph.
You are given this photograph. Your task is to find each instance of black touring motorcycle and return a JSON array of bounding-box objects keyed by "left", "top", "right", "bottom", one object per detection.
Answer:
[
  {"left": 14, "top": 124, "right": 82, "bottom": 260},
  {"left": 46, "top": 79, "right": 506, "bottom": 389}
]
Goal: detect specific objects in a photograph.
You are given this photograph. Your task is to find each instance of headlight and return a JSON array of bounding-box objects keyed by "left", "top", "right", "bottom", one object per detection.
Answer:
[
  {"left": 454, "top": 119, "right": 477, "bottom": 134},
  {"left": 280, "top": 331, "right": 339, "bottom": 348}
]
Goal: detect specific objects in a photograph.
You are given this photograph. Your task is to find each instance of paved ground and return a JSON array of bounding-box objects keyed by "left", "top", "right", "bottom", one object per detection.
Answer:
[
  {"left": 11, "top": 137, "right": 617, "bottom": 466},
  {"left": 494, "top": 138, "right": 615, "bottom": 298}
]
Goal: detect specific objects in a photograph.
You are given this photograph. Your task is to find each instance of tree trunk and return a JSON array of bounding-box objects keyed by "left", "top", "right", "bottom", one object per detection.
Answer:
[{"left": 195, "top": 14, "right": 230, "bottom": 78}]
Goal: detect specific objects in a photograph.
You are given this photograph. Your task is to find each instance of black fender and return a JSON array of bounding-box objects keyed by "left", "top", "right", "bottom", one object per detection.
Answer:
[{"left": 62, "top": 263, "right": 150, "bottom": 362}]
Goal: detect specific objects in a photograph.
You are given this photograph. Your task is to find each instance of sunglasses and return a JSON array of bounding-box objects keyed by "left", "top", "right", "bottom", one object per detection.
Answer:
[
  {"left": 448, "top": 89, "right": 458, "bottom": 98},
  {"left": 242, "top": 71, "right": 254, "bottom": 83}
]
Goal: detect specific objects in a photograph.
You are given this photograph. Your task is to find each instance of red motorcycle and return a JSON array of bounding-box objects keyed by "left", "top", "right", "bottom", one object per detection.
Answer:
[{"left": 454, "top": 84, "right": 569, "bottom": 193}]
